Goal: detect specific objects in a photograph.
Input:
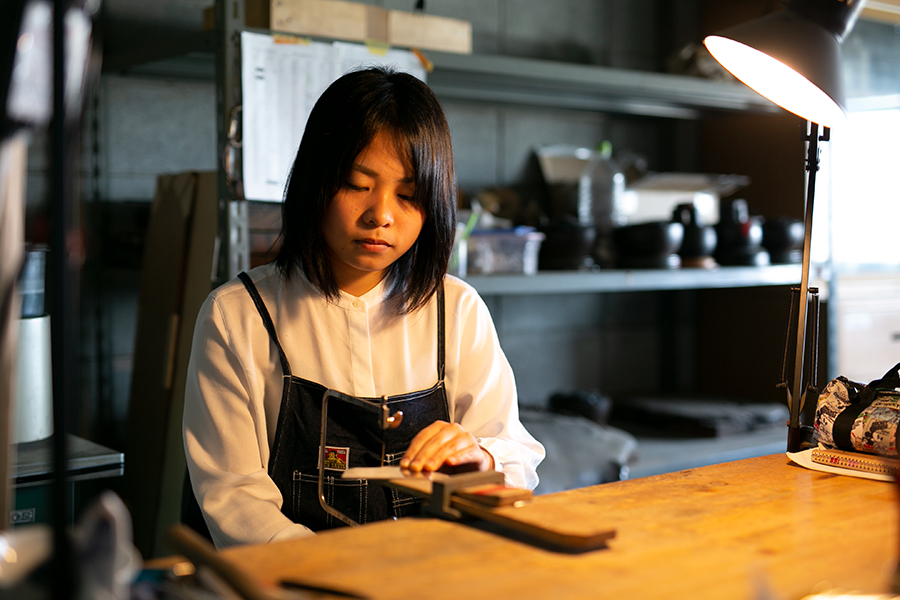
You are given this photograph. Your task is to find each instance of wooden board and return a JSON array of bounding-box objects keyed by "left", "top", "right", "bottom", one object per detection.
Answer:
[
  {"left": 341, "top": 466, "right": 612, "bottom": 550},
  {"left": 387, "top": 10, "right": 472, "bottom": 54},
  {"left": 269, "top": 0, "right": 388, "bottom": 43},
  {"left": 260, "top": 0, "right": 472, "bottom": 54},
  {"left": 863, "top": 0, "right": 900, "bottom": 25},
  {"left": 0, "top": 135, "right": 28, "bottom": 530},
  {"left": 119, "top": 171, "right": 218, "bottom": 558},
  {"left": 380, "top": 475, "right": 615, "bottom": 551}
]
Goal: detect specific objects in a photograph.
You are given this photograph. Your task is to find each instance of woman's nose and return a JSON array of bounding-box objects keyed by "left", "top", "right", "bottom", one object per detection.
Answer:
[{"left": 363, "top": 189, "right": 394, "bottom": 227}]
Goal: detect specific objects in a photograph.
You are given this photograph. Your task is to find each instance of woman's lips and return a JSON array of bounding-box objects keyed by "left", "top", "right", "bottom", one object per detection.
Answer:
[{"left": 357, "top": 238, "right": 390, "bottom": 252}]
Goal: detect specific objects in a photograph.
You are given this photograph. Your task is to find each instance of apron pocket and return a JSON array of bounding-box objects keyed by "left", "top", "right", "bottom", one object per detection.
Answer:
[
  {"left": 383, "top": 454, "right": 423, "bottom": 518},
  {"left": 293, "top": 471, "right": 369, "bottom": 529}
]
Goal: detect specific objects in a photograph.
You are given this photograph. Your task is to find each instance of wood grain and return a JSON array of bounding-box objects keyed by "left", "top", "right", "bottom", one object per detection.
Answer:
[{"left": 221, "top": 455, "right": 899, "bottom": 600}]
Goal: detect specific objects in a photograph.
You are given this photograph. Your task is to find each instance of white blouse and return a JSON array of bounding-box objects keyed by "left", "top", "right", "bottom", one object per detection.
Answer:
[{"left": 183, "top": 263, "right": 545, "bottom": 548}]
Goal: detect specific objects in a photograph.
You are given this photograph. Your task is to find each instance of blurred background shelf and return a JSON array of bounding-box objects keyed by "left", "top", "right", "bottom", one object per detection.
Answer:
[
  {"left": 426, "top": 49, "right": 779, "bottom": 118},
  {"left": 467, "top": 264, "right": 802, "bottom": 295},
  {"left": 103, "top": 30, "right": 778, "bottom": 120}
]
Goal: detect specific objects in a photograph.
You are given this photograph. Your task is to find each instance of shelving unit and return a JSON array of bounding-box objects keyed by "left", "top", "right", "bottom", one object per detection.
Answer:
[
  {"left": 104, "top": 7, "right": 786, "bottom": 286},
  {"left": 187, "top": 5, "right": 805, "bottom": 420},
  {"left": 202, "top": 0, "right": 804, "bottom": 412},
  {"left": 426, "top": 49, "right": 778, "bottom": 119},
  {"left": 467, "top": 264, "right": 801, "bottom": 296}
]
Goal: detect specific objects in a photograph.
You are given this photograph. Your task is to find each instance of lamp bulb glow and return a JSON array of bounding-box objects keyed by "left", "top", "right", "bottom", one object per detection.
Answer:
[{"left": 704, "top": 35, "right": 846, "bottom": 127}]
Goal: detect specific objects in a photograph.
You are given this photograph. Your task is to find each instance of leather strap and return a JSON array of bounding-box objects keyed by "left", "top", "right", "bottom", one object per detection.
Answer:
[
  {"left": 831, "top": 378, "right": 870, "bottom": 451},
  {"left": 238, "top": 271, "right": 293, "bottom": 379}
]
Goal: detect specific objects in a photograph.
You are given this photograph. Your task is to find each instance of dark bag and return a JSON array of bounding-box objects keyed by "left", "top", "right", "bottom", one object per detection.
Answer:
[{"left": 815, "top": 363, "right": 900, "bottom": 457}]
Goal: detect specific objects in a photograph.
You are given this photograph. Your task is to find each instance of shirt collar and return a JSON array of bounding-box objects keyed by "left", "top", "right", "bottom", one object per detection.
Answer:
[{"left": 336, "top": 276, "right": 388, "bottom": 310}]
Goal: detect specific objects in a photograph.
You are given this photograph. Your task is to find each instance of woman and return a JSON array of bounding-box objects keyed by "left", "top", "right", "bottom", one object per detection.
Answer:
[{"left": 183, "top": 67, "right": 544, "bottom": 548}]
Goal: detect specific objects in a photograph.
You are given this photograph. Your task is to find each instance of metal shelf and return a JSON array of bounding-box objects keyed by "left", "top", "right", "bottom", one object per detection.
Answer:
[
  {"left": 426, "top": 51, "right": 780, "bottom": 119},
  {"left": 13, "top": 435, "right": 124, "bottom": 487},
  {"left": 101, "top": 30, "right": 217, "bottom": 80},
  {"left": 466, "top": 265, "right": 802, "bottom": 296},
  {"left": 100, "top": 20, "right": 786, "bottom": 282},
  {"left": 103, "top": 31, "right": 780, "bottom": 120}
]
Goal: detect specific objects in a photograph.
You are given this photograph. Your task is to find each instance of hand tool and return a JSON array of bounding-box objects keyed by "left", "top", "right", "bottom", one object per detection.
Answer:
[{"left": 342, "top": 466, "right": 616, "bottom": 551}]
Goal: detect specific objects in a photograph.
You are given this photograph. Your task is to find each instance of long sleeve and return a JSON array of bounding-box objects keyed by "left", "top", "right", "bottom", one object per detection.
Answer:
[
  {"left": 183, "top": 289, "right": 313, "bottom": 548},
  {"left": 445, "top": 279, "right": 545, "bottom": 490},
  {"left": 183, "top": 265, "right": 544, "bottom": 549}
]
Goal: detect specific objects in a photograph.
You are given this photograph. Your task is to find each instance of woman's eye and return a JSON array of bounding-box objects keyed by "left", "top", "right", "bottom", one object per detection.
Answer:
[{"left": 344, "top": 182, "right": 367, "bottom": 191}]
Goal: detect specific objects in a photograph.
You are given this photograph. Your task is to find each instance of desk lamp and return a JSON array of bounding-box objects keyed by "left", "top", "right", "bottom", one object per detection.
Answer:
[{"left": 703, "top": 0, "right": 866, "bottom": 453}]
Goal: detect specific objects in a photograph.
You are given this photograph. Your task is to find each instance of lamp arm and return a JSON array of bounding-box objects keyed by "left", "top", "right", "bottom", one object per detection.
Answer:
[{"left": 786, "top": 121, "right": 827, "bottom": 452}]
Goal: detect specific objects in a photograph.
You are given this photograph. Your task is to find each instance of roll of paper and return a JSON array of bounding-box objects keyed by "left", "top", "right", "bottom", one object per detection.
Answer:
[{"left": 13, "top": 315, "right": 53, "bottom": 444}]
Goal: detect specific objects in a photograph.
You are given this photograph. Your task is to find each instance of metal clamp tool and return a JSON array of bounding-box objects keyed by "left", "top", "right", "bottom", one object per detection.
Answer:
[
  {"left": 317, "top": 389, "right": 403, "bottom": 527},
  {"left": 423, "top": 470, "right": 505, "bottom": 519}
]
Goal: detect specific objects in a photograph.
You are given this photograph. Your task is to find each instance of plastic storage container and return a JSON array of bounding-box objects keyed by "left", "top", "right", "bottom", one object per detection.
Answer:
[{"left": 467, "top": 228, "right": 545, "bottom": 275}]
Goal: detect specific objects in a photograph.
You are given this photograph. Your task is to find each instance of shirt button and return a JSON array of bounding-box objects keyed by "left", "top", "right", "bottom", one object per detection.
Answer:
[{"left": 352, "top": 300, "right": 361, "bottom": 308}]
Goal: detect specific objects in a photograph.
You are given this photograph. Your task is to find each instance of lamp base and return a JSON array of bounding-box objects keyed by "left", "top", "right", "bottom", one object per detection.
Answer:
[{"left": 787, "top": 424, "right": 817, "bottom": 453}]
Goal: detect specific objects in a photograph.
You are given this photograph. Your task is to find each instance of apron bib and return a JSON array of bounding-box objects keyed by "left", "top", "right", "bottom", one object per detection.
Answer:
[{"left": 238, "top": 272, "right": 450, "bottom": 530}]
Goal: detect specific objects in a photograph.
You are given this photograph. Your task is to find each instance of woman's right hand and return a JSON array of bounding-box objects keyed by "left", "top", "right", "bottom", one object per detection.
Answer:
[{"left": 400, "top": 420, "right": 494, "bottom": 474}]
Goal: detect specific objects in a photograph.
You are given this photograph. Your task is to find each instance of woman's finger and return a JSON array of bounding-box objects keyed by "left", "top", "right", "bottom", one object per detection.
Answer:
[
  {"left": 401, "top": 422, "right": 486, "bottom": 471},
  {"left": 400, "top": 421, "right": 449, "bottom": 468}
]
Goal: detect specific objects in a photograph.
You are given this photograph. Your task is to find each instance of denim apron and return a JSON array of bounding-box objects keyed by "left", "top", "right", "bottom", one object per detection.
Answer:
[{"left": 238, "top": 272, "right": 450, "bottom": 531}]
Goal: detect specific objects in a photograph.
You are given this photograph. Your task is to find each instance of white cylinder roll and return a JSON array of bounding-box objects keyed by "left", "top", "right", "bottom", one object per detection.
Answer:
[{"left": 13, "top": 315, "right": 54, "bottom": 444}]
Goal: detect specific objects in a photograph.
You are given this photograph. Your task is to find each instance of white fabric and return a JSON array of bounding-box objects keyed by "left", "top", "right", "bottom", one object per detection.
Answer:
[{"left": 183, "top": 263, "right": 545, "bottom": 548}]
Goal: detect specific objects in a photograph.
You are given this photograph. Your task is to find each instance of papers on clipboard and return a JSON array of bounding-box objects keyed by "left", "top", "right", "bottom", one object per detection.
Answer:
[{"left": 240, "top": 32, "right": 427, "bottom": 202}]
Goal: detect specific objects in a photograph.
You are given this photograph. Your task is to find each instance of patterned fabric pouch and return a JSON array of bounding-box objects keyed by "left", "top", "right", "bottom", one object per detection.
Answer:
[{"left": 815, "top": 363, "right": 900, "bottom": 457}]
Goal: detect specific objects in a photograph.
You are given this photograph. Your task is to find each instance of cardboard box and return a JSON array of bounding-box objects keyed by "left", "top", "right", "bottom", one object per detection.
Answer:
[
  {"left": 269, "top": 0, "right": 388, "bottom": 43},
  {"left": 121, "top": 172, "right": 218, "bottom": 557},
  {"left": 387, "top": 10, "right": 471, "bottom": 54},
  {"left": 245, "top": 0, "right": 471, "bottom": 54}
]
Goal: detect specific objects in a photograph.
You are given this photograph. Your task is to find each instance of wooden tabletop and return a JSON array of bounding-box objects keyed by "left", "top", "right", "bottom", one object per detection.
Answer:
[{"left": 220, "top": 454, "right": 898, "bottom": 600}]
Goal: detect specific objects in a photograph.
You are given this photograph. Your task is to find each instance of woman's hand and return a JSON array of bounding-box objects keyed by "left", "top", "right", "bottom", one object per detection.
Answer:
[{"left": 400, "top": 421, "right": 494, "bottom": 474}]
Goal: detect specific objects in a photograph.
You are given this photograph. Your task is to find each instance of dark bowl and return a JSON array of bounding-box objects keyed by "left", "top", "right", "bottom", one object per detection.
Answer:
[
  {"left": 715, "top": 216, "right": 764, "bottom": 249},
  {"left": 538, "top": 216, "right": 597, "bottom": 270},
  {"left": 762, "top": 217, "right": 805, "bottom": 263},
  {"left": 613, "top": 221, "right": 684, "bottom": 260},
  {"left": 679, "top": 224, "right": 717, "bottom": 258},
  {"left": 762, "top": 217, "right": 805, "bottom": 252}
]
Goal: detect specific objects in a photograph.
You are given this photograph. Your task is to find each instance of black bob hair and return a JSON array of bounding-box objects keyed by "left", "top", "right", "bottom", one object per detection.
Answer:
[{"left": 274, "top": 66, "right": 457, "bottom": 315}]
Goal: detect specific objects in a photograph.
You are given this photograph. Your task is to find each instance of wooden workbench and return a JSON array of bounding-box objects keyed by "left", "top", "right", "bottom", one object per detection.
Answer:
[{"left": 219, "top": 454, "right": 898, "bottom": 600}]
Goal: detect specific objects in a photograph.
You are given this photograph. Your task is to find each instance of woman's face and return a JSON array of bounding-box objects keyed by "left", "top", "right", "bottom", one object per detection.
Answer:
[{"left": 321, "top": 130, "right": 426, "bottom": 297}]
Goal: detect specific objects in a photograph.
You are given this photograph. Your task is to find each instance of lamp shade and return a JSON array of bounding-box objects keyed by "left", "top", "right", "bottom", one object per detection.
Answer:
[{"left": 703, "top": 0, "right": 866, "bottom": 127}]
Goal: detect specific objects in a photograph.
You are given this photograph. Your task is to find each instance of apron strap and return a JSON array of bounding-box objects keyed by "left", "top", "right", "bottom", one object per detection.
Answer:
[
  {"left": 437, "top": 284, "right": 445, "bottom": 383},
  {"left": 238, "top": 271, "right": 293, "bottom": 379}
]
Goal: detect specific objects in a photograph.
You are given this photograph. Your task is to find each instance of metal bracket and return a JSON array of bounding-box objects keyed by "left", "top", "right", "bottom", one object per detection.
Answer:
[
  {"left": 317, "top": 390, "right": 403, "bottom": 527},
  {"left": 424, "top": 470, "right": 504, "bottom": 520}
]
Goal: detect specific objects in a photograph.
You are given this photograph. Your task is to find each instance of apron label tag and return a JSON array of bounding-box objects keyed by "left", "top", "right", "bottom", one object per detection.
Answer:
[{"left": 322, "top": 446, "right": 349, "bottom": 471}]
